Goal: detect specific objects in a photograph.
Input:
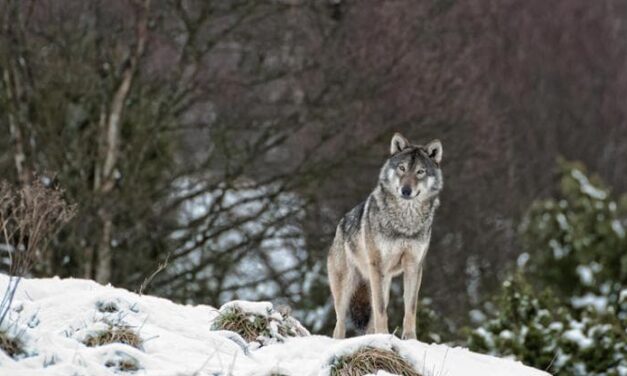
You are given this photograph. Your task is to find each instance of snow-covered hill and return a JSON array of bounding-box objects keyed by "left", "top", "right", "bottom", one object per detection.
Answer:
[{"left": 0, "top": 275, "right": 550, "bottom": 376}]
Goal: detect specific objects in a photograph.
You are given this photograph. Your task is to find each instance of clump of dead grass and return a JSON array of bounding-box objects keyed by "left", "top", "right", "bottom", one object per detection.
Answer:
[
  {"left": 329, "top": 346, "right": 421, "bottom": 376},
  {"left": 83, "top": 322, "right": 143, "bottom": 349},
  {"left": 211, "top": 305, "right": 308, "bottom": 345},
  {"left": 105, "top": 350, "right": 141, "bottom": 373},
  {"left": 96, "top": 300, "right": 119, "bottom": 313},
  {"left": 0, "top": 330, "right": 24, "bottom": 358}
]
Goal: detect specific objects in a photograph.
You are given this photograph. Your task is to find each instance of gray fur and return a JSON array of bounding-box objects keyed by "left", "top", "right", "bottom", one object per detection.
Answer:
[{"left": 327, "top": 132, "right": 443, "bottom": 339}]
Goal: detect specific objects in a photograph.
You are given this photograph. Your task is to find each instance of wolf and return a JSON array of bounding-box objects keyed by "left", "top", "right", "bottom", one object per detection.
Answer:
[{"left": 327, "top": 132, "right": 443, "bottom": 340}]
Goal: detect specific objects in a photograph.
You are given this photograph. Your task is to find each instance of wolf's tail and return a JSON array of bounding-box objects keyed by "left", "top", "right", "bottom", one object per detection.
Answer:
[{"left": 349, "top": 279, "right": 371, "bottom": 331}]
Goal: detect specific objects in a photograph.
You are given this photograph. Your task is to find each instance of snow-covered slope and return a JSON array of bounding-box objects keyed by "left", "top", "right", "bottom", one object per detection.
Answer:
[{"left": 0, "top": 275, "right": 550, "bottom": 376}]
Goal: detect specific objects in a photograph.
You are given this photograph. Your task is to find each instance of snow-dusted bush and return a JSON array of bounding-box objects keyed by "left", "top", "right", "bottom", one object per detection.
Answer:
[
  {"left": 383, "top": 284, "right": 454, "bottom": 344},
  {"left": 520, "top": 159, "right": 626, "bottom": 313},
  {"left": 468, "top": 274, "right": 626, "bottom": 375},
  {"left": 413, "top": 298, "right": 454, "bottom": 344},
  {"left": 210, "top": 301, "right": 309, "bottom": 347},
  {"left": 469, "top": 162, "right": 627, "bottom": 376}
]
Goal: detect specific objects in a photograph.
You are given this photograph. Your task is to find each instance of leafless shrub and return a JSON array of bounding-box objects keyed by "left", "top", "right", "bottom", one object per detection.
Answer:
[{"left": 0, "top": 178, "right": 76, "bottom": 327}]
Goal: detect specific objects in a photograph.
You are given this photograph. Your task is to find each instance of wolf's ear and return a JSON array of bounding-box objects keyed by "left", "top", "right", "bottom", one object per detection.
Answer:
[
  {"left": 390, "top": 133, "right": 410, "bottom": 155},
  {"left": 425, "top": 139, "right": 443, "bottom": 164}
]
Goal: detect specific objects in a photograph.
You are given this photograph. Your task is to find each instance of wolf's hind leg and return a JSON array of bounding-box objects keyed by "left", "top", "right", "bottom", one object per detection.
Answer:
[{"left": 329, "top": 254, "right": 353, "bottom": 339}]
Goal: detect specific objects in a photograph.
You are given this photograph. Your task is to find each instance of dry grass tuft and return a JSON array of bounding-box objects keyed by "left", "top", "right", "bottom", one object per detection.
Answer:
[
  {"left": 96, "top": 300, "right": 119, "bottom": 313},
  {"left": 212, "top": 307, "right": 282, "bottom": 343},
  {"left": 0, "top": 331, "right": 24, "bottom": 358},
  {"left": 105, "top": 353, "right": 141, "bottom": 373},
  {"left": 106, "top": 358, "right": 139, "bottom": 372},
  {"left": 211, "top": 306, "right": 308, "bottom": 344},
  {"left": 330, "top": 346, "right": 421, "bottom": 376},
  {"left": 83, "top": 324, "right": 143, "bottom": 349}
]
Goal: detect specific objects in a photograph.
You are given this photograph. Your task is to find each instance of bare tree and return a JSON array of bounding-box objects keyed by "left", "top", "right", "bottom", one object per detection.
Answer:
[{"left": 91, "top": 0, "right": 151, "bottom": 284}]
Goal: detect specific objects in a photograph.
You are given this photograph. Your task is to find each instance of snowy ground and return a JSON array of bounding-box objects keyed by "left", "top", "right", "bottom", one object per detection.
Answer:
[{"left": 0, "top": 274, "right": 550, "bottom": 376}]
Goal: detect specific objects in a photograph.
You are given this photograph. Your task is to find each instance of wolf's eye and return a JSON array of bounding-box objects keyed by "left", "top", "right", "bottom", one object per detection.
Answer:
[
  {"left": 417, "top": 169, "right": 425, "bottom": 175},
  {"left": 398, "top": 165, "right": 406, "bottom": 172}
]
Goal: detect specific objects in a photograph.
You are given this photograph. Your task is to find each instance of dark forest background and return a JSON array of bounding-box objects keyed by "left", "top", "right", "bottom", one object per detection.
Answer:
[{"left": 1, "top": 0, "right": 626, "bottom": 340}]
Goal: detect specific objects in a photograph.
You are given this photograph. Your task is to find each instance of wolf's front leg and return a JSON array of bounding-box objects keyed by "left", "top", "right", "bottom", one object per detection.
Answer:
[
  {"left": 367, "top": 260, "right": 389, "bottom": 334},
  {"left": 401, "top": 256, "right": 423, "bottom": 340}
]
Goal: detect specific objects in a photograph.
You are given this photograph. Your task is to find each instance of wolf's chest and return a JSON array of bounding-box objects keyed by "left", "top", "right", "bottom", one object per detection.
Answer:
[
  {"left": 374, "top": 235, "right": 429, "bottom": 275},
  {"left": 378, "top": 202, "right": 434, "bottom": 239}
]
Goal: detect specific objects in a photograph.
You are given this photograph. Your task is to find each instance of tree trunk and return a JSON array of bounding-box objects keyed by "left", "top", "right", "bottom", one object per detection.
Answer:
[
  {"left": 95, "top": 209, "right": 113, "bottom": 284},
  {"left": 93, "top": 0, "right": 149, "bottom": 284}
]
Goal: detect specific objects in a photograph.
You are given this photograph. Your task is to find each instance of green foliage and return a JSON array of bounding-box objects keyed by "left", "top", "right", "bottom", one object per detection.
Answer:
[
  {"left": 521, "top": 159, "right": 627, "bottom": 310},
  {"left": 415, "top": 298, "right": 454, "bottom": 344},
  {"left": 468, "top": 161, "right": 627, "bottom": 375},
  {"left": 468, "top": 275, "right": 626, "bottom": 375},
  {"left": 386, "top": 288, "right": 454, "bottom": 344}
]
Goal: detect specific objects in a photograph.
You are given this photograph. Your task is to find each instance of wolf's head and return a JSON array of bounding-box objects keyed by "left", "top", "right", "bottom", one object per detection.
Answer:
[{"left": 379, "top": 132, "right": 443, "bottom": 201}]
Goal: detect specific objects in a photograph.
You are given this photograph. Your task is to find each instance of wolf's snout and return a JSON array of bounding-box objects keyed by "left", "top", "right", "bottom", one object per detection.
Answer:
[{"left": 401, "top": 186, "right": 412, "bottom": 198}]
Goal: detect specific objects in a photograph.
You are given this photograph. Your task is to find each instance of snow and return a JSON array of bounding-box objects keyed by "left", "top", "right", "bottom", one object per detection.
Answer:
[
  {"left": 575, "top": 265, "right": 594, "bottom": 286},
  {"left": 0, "top": 274, "right": 550, "bottom": 376},
  {"left": 548, "top": 322, "right": 563, "bottom": 331},
  {"left": 516, "top": 252, "right": 530, "bottom": 268},
  {"left": 555, "top": 213, "right": 569, "bottom": 231},
  {"left": 549, "top": 239, "right": 569, "bottom": 259},
  {"left": 563, "top": 328, "right": 593, "bottom": 349},
  {"left": 468, "top": 309, "right": 486, "bottom": 324},
  {"left": 220, "top": 301, "right": 276, "bottom": 318},
  {"left": 571, "top": 169, "right": 607, "bottom": 200},
  {"left": 612, "top": 219, "right": 625, "bottom": 238},
  {"left": 498, "top": 330, "right": 514, "bottom": 340},
  {"left": 571, "top": 293, "right": 608, "bottom": 312}
]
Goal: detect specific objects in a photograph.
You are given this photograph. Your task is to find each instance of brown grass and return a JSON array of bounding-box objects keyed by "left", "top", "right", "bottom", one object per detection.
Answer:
[
  {"left": 96, "top": 300, "right": 119, "bottom": 313},
  {"left": 212, "top": 308, "right": 281, "bottom": 342},
  {"left": 0, "top": 331, "right": 24, "bottom": 358},
  {"left": 330, "top": 346, "right": 421, "bottom": 376},
  {"left": 211, "top": 306, "right": 307, "bottom": 344},
  {"left": 105, "top": 357, "right": 140, "bottom": 372},
  {"left": 83, "top": 325, "right": 143, "bottom": 349}
]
